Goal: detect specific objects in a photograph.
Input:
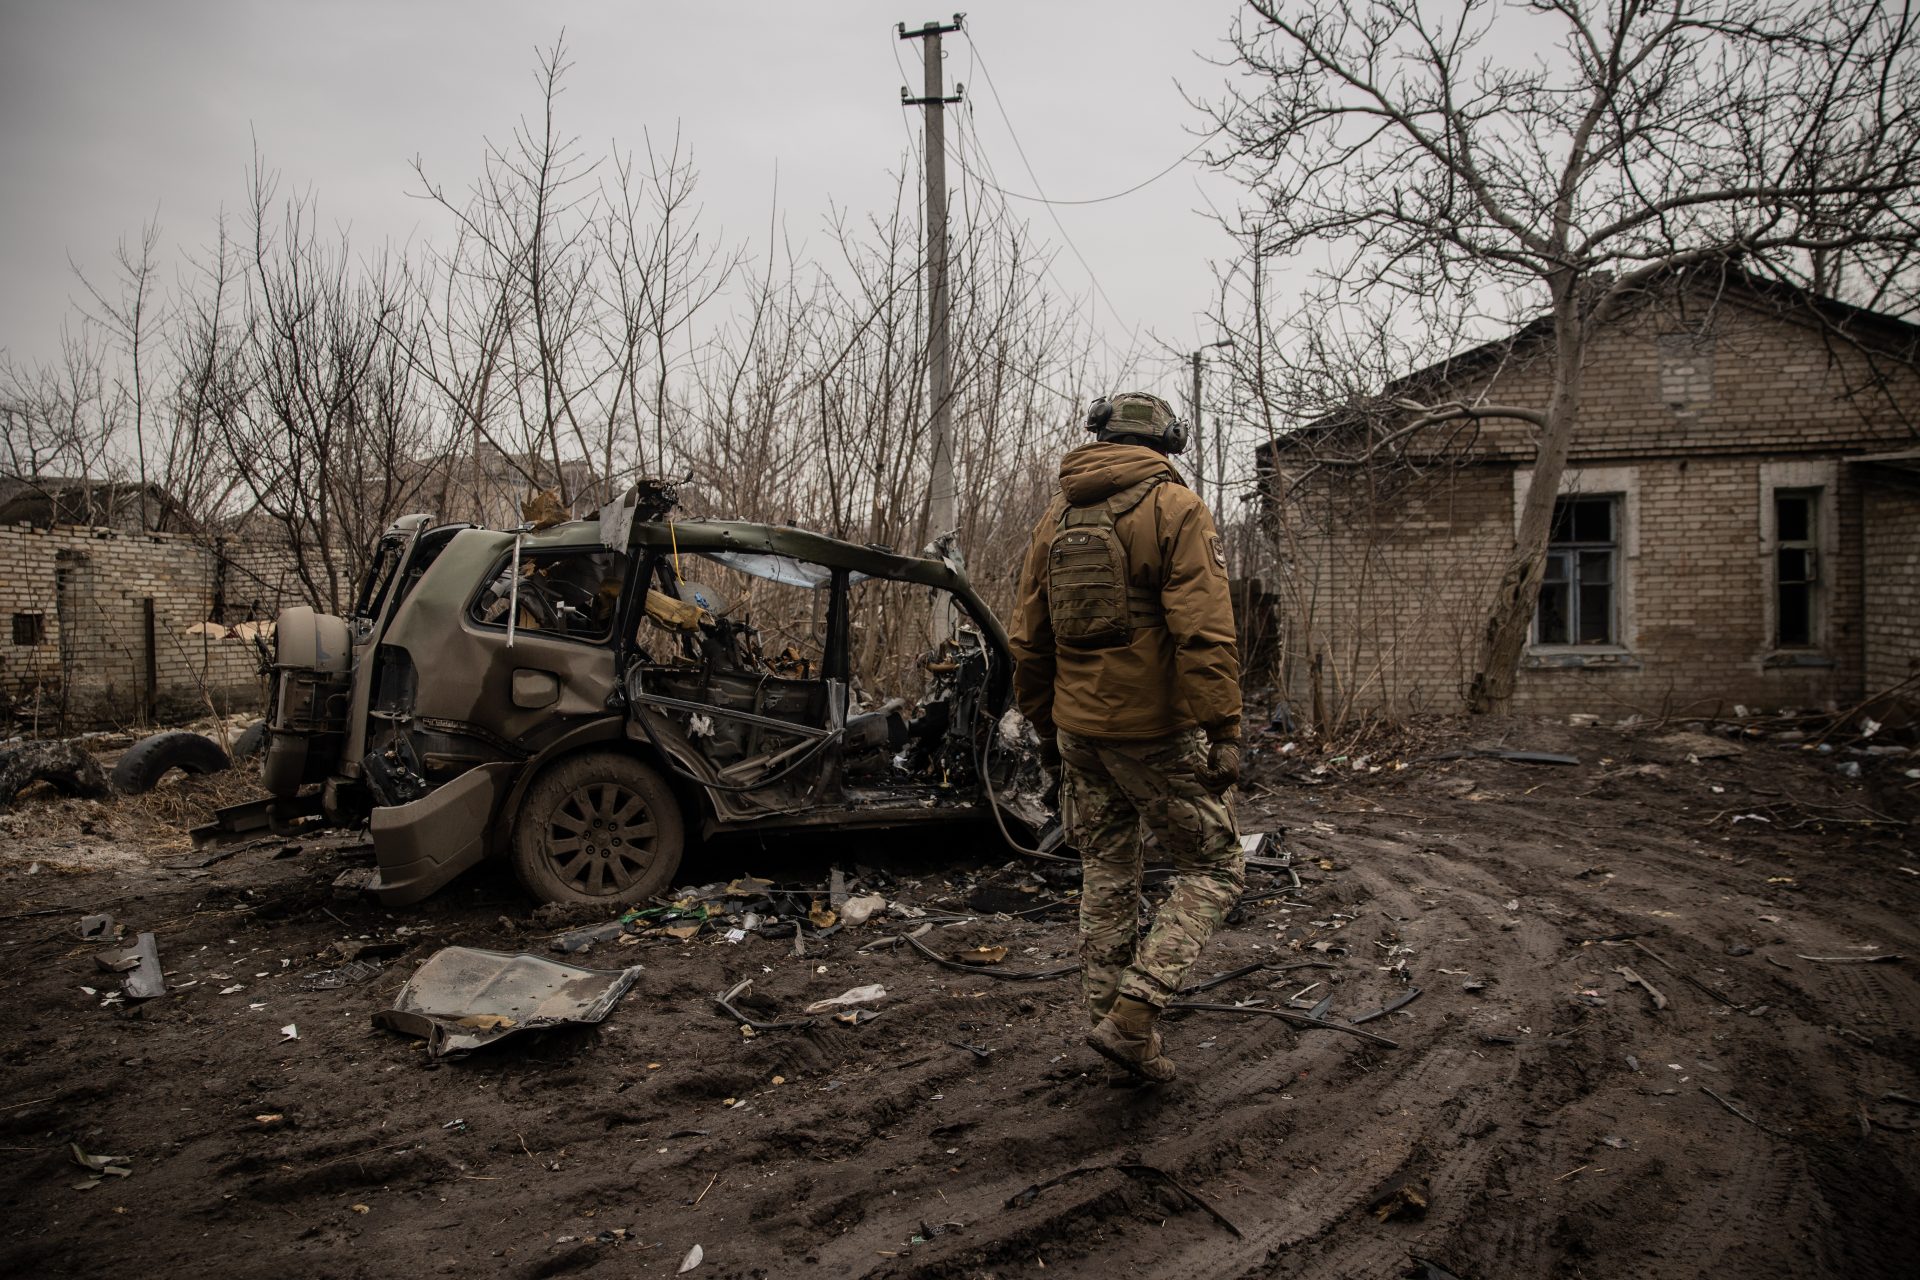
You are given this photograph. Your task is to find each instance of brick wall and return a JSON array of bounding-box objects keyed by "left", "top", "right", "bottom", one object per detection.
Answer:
[
  {"left": 1407, "top": 296, "right": 1920, "bottom": 463},
  {"left": 0, "top": 524, "right": 301, "bottom": 730},
  {"left": 1270, "top": 465, "right": 1512, "bottom": 720},
  {"left": 1265, "top": 297, "right": 1917, "bottom": 723},
  {"left": 1862, "top": 471, "right": 1920, "bottom": 697}
]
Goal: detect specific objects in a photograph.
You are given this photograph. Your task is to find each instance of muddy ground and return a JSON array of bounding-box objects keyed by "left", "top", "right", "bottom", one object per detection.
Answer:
[{"left": 2, "top": 719, "right": 1916, "bottom": 1279}]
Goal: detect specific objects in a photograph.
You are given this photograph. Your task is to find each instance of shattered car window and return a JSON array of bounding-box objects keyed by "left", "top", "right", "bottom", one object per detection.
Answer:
[
  {"left": 470, "top": 549, "right": 626, "bottom": 643},
  {"left": 693, "top": 551, "right": 868, "bottom": 590}
]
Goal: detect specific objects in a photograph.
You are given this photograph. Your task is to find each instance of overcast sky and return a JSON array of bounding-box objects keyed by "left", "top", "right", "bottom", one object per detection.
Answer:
[{"left": 0, "top": 0, "right": 1252, "bottom": 388}]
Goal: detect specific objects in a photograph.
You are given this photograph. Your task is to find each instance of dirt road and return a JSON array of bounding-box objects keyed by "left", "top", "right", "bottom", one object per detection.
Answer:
[{"left": 2, "top": 720, "right": 1915, "bottom": 1278}]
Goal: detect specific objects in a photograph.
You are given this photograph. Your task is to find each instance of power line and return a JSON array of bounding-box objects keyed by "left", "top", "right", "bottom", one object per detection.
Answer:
[
  {"left": 958, "top": 29, "right": 1146, "bottom": 360},
  {"left": 951, "top": 133, "right": 1217, "bottom": 207},
  {"left": 952, "top": 106, "right": 1144, "bottom": 384}
]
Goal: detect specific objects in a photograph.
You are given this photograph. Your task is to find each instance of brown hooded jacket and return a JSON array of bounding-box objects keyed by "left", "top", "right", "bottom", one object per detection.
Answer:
[{"left": 1010, "top": 441, "right": 1242, "bottom": 743}]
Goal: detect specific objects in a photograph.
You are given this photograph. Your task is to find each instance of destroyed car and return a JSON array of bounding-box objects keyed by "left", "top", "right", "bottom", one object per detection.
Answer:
[{"left": 204, "top": 481, "right": 1060, "bottom": 905}]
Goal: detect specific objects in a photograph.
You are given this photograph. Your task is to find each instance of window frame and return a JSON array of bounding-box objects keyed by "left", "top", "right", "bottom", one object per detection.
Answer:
[
  {"left": 1757, "top": 462, "right": 1837, "bottom": 664},
  {"left": 12, "top": 611, "right": 48, "bottom": 647},
  {"left": 464, "top": 545, "right": 629, "bottom": 648},
  {"left": 1770, "top": 487, "right": 1821, "bottom": 651},
  {"left": 1533, "top": 494, "right": 1622, "bottom": 649}
]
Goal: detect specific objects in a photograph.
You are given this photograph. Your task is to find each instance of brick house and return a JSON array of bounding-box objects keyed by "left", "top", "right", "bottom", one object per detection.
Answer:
[
  {"left": 0, "top": 516, "right": 303, "bottom": 731},
  {"left": 1255, "top": 275, "right": 1920, "bottom": 722}
]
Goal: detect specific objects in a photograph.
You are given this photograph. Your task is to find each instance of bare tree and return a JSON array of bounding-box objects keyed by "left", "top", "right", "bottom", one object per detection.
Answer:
[
  {"left": 407, "top": 36, "right": 613, "bottom": 518},
  {"left": 219, "top": 156, "right": 438, "bottom": 611},
  {"left": 1205, "top": 0, "right": 1920, "bottom": 712},
  {"left": 73, "top": 218, "right": 166, "bottom": 530}
]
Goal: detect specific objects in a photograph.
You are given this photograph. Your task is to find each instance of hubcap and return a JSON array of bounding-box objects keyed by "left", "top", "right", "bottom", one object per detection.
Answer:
[{"left": 546, "top": 781, "right": 658, "bottom": 896}]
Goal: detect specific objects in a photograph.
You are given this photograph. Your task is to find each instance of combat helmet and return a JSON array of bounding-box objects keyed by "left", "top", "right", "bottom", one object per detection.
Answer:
[{"left": 1085, "top": 391, "right": 1187, "bottom": 453}]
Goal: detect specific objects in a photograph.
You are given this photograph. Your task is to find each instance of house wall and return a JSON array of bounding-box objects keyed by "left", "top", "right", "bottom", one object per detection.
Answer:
[
  {"left": 1509, "top": 454, "right": 1865, "bottom": 717},
  {"left": 1270, "top": 465, "right": 1511, "bottom": 720},
  {"left": 1862, "top": 472, "right": 1920, "bottom": 697},
  {"left": 1267, "top": 294, "right": 1916, "bottom": 723},
  {"left": 0, "top": 523, "right": 299, "bottom": 730},
  {"left": 1416, "top": 296, "right": 1919, "bottom": 462}
]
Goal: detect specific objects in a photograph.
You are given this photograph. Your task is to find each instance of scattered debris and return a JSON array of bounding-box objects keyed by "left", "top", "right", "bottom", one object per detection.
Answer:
[
  {"left": 1658, "top": 732, "right": 1744, "bottom": 760},
  {"left": 1367, "top": 1174, "right": 1430, "bottom": 1222},
  {"left": 298, "top": 959, "right": 385, "bottom": 990},
  {"left": 1349, "top": 987, "right": 1422, "bottom": 1025},
  {"left": 1425, "top": 747, "right": 1580, "bottom": 766},
  {"left": 375, "top": 947, "right": 645, "bottom": 1057},
  {"left": 954, "top": 945, "right": 1009, "bottom": 966},
  {"left": 1615, "top": 964, "right": 1669, "bottom": 1010},
  {"left": 1172, "top": 1000, "right": 1399, "bottom": 1048},
  {"left": 677, "top": 1243, "right": 704, "bottom": 1273},
  {"left": 76, "top": 913, "right": 120, "bottom": 942},
  {"left": 69, "top": 1143, "right": 131, "bottom": 1188},
  {"left": 803, "top": 984, "right": 888, "bottom": 1014},
  {"left": 896, "top": 929, "right": 1079, "bottom": 981},
  {"left": 1795, "top": 953, "right": 1902, "bottom": 965},
  {"left": 552, "top": 921, "right": 631, "bottom": 954},
  {"left": 280, "top": 1023, "right": 299, "bottom": 1042},
  {"left": 714, "top": 979, "right": 815, "bottom": 1032},
  {"left": 96, "top": 932, "right": 166, "bottom": 1000}
]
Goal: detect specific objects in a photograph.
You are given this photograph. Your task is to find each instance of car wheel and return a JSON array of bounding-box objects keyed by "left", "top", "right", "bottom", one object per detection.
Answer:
[{"left": 510, "top": 752, "right": 684, "bottom": 905}]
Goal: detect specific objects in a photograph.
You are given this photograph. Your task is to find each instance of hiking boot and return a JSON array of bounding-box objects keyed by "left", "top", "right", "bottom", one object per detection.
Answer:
[{"left": 1086, "top": 995, "right": 1176, "bottom": 1083}]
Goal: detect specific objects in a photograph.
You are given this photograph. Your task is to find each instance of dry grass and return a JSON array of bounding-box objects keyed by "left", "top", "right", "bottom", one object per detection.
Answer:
[{"left": 0, "top": 763, "right": 269, "bottom": 868}]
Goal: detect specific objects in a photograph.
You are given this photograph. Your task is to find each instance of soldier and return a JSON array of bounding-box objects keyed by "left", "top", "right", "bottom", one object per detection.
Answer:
[{"left": 1010, "top": 392, "right": 1244, "bottom": 1083}]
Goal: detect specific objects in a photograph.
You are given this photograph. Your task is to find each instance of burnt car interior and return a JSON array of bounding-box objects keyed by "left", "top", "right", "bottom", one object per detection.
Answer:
[{"left": 618, "top": 545, "right": 1014, "bottom": 827}]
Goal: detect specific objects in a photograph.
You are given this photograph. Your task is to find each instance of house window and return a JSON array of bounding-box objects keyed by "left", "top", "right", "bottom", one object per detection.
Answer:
[
  {"left": 12, "top": 612, "right": 47, "bottom": 646},
  {"left": 1773, "top": 489, "right": 1819, "bottom": 648},
  {"left": 1536, "top": 496, "right": 1618, "bottom": 646}
]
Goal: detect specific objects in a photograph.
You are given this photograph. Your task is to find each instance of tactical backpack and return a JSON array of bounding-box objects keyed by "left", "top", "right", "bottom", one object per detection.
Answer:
[{"left": 1047, "top": 476, "right": 1167, "bottom": 648}]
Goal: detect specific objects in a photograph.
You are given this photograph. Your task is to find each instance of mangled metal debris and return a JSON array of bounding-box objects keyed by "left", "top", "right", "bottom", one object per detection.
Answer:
[
  {"left": 95, "top": 932, "right": 166, "bottom": 1000},
  {"left": 375, "top": 946, "right": 645, "bottom": 1057}
]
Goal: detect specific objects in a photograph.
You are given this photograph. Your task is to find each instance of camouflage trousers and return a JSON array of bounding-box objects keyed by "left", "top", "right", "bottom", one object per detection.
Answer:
[{"left": 1059, "top": 727, "right": 1244, "bottom": 1018}]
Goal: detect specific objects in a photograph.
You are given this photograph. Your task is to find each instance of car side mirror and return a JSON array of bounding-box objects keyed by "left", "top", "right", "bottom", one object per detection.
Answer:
[{"left": 512, "top": 669, "right": 560, "bottom": 709}]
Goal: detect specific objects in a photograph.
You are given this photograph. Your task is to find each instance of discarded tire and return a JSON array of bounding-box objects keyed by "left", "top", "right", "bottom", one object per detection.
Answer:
[
  {"left": 110, "top": 731, "right": 232, "bottom": 795},
  {"left": 0, "top": 740, "right": 111, "bottom": 809},
  {"left": 232, "top": 721, "right": 267, "bottom": 762}
]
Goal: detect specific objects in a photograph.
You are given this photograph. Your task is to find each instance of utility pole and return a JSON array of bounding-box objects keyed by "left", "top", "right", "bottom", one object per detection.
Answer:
[
  {"left": 899, "top": 15, "right": 964, "bottom": 546},
  {"left": 1189, "top": 338, "right": 1233, "bottom": 512}
]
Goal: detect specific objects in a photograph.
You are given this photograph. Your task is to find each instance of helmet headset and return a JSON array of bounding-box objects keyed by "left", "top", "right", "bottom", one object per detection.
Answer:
[{"left": 1086, "top": 393, "right": 1187, "bottom": 454}]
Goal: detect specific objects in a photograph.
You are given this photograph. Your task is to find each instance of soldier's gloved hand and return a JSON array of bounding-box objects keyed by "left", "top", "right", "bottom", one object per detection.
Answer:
[
  {"left": 1199, "top": 738, "right": 1241, "bottom": 794},
  {"left": 1037, "top": 737, "right": 1061, "bottom": 777}
]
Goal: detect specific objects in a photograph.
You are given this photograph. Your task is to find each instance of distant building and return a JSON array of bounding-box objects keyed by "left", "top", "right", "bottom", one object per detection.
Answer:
[
  {"left": 0, "top": 477, "right": 190, "bottom": 535},
  {"left": 1256, "top": 273, "right": 1920, "bottom": 721}
]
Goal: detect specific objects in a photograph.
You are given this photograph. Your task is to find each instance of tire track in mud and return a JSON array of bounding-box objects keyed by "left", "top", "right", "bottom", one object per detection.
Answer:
[
  {"left": 6, "top": 726, "right": 1916, "bottom": 1280},
  {"left": 870, "top": 837, "right": 1594, "bottom": 1278}
]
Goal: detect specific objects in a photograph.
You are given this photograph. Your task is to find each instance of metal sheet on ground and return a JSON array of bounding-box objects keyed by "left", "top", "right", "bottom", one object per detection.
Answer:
[{"left": 374, "top": 946, "right": 646, "bottom": 1057}]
